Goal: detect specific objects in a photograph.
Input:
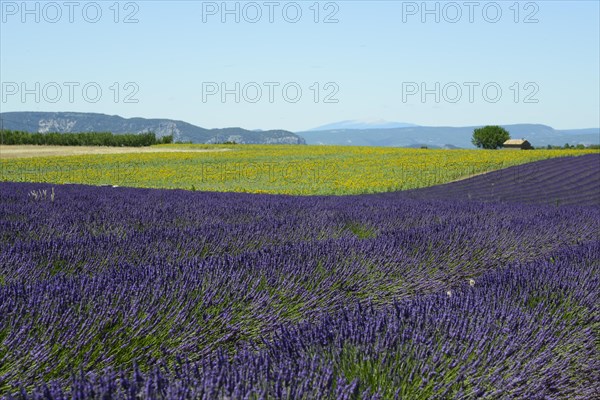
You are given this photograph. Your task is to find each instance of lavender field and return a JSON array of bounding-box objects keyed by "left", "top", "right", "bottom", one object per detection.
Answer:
[{"left": 0, "top": 154, "right": 599, "bottom": 399}]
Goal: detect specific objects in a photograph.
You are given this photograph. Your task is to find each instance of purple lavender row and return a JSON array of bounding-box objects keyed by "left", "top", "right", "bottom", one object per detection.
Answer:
[
  {"left": 1, "top": 182, "right": 597, "bottom": 285},
  {"left": 400, "top": 154, "right": 600, "bottom": 206},
  {"left": 0, "top": 183, "right": 598, "bottom": 395},
  {"left": 0, "top": 154, "right": 598, "bottom": 397},
  {"left": 7, "top": 242, "right": 599, "bottom": 399}
]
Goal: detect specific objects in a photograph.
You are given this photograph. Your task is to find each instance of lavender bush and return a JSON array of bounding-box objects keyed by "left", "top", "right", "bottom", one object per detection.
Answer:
[{"left": 0, "top": 154, "right": 598, "bottom": 398}]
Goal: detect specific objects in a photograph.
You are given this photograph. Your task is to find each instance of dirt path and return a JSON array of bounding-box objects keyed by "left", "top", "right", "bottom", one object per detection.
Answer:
[
  {"left": 445, "top": 169, "right": 495, "bottom": 184},
  {"left": 0, "top": 145, "right": 232, "bottom": 159}
]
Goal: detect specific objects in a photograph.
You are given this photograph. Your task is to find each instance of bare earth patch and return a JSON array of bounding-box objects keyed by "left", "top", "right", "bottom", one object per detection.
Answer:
[
  {"left": 0, "top": 145, "right": 231, "bottom": 159},
  {"left": 446, "top": 170, "right": 494, "bottom": 183}
]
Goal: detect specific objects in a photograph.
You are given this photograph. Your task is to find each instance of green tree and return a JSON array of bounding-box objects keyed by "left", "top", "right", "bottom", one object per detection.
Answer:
[{"left": 472, "top": 125, "right": 510, "bottom": 149}]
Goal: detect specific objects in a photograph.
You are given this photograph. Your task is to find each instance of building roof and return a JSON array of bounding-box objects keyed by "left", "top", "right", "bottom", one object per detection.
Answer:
[{"left": 503, "top": 139, "right": 529, "bottom": 145}]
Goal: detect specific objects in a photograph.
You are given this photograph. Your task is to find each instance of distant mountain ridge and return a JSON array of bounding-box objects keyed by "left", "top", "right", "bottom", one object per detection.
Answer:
[
  {"left": 297, "top": 124, "right": 600, "bottom": 148},
  {"left": 309, "top": 119, "right": 418, "bottom": 131},
  {"left": 3, "top": 113, "right": 596, "bottom": 148},
  {"left": 0, "top": 112, "right": 305, "bottom": 145}
]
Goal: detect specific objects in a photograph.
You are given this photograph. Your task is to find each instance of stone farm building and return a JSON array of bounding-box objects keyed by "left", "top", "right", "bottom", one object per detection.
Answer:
[{"left": 503, "top": 139, "right": 533, "bottom": 150}]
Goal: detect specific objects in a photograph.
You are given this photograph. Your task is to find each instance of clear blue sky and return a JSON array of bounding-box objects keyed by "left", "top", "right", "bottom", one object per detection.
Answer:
[{"left": 1, "top": 0, "right": 599, "bottom": 131}]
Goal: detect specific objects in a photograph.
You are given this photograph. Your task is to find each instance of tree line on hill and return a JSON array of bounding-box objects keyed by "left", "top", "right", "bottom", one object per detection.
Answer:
[
  {"left": 549, "top": 143, "right": 599, "bottom": 150},
  {"left": 0, "top": 130, "right": 173, "bottom": 147}
]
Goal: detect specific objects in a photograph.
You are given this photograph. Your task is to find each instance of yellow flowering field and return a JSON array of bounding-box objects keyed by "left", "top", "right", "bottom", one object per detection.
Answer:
[{"left": 0, "top": 144, "right": 596, "bottom": 195}]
